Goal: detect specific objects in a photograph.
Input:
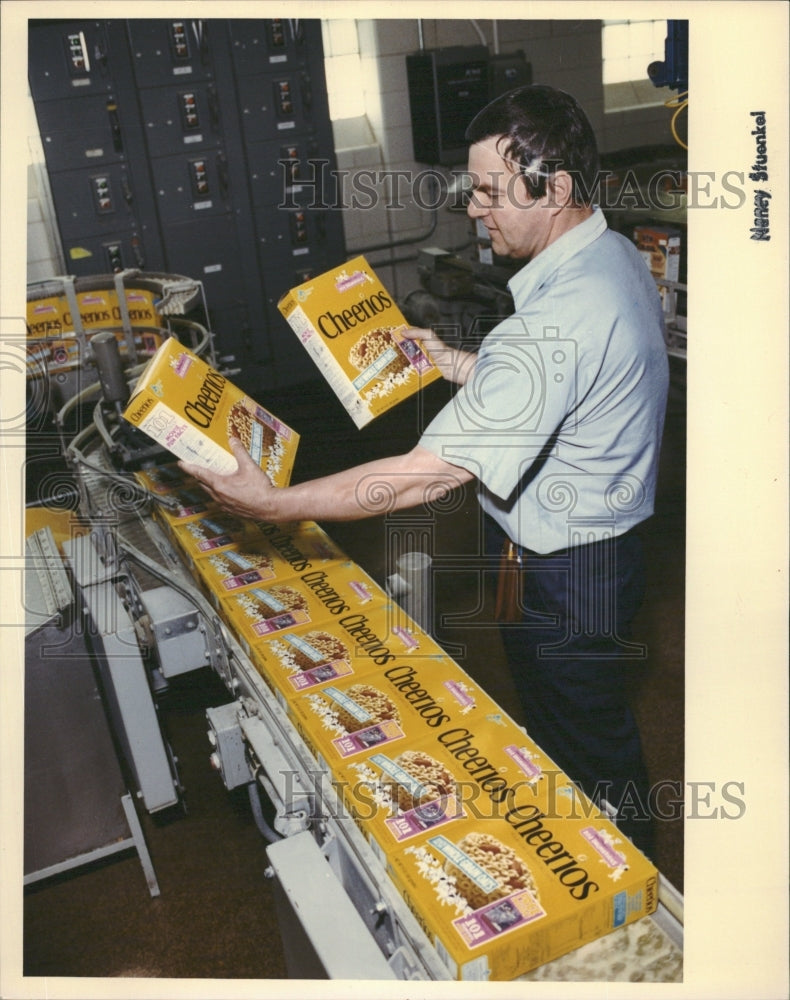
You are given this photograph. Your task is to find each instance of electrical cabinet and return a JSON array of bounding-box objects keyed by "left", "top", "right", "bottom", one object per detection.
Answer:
[
  {"left": 406, "top": 45, "right": 532, "bottom": 166},
  {"left": 28, "top": 17, "right": 346, "bottom": 389}
]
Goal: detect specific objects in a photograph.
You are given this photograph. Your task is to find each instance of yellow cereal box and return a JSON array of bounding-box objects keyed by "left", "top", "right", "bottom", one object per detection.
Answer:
[
  {"left": 151, "top": 483, "right": 218, "bottom": 529},
  {"left": 195, "top": 521, "right": 348, "bottom": 608},
  {"left": 123, "top": 338, "right": 299, "bottom": 482},
  {"left": 249, "top": 600, "right": 428, "bottom": 707},
  {"left": 277, "top": 255, "right": 441, "bottom": 428},
  {"left": 170, "top": 510, "right": 256, "bottom": 564},
  {"left": 288, "top": 676, "right": 410, "bottom": 771},
  {"left": 286, "top": 652, "right": 512, "bottom": 775},
  {"left": 385, "top": 814, "right": 658, "bottom": 980},
  {"left": 248, "top": 618, "right": 382, "bottom": 706},
  {"left": 222, "top": 560, "right": 387, "bottom": 657},
  {"left": 27, "top": 284, "right": 164, "bottom": 373},
  {"left": 133, "top": 462, "right": 193, "bottom": 496},
  {"left": 332, "top": 737, "right": 470, "bottom": 860}
]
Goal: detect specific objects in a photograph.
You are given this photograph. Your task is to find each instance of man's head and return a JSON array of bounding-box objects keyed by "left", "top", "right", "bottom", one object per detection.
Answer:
[
  {"left": 465, "top": 84, "right": 600, "bottom": 205},
  {"left": 463, "top": 85, "right": 599, "bottom": 260}
]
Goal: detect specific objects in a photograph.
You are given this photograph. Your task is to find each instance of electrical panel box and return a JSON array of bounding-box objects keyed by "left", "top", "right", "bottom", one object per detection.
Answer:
[
  {"left": 406, "top": 46, "right": 532, "bottom": 166},
  {"left": 406, "top": 46, "right": 490, "bottom": 166},
  {"left": 28, "top": 17, "right": 345, "bottom": 389}
]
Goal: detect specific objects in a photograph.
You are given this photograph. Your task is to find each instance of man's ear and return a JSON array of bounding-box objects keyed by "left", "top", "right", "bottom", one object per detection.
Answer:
[{"left": 546, "top": 169, "right": 575, "bottom": 211}]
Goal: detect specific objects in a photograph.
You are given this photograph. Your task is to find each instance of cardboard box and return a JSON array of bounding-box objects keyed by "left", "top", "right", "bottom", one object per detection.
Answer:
[
  {"left": 170, "top": 509, "right": 257, "bottom": 563},
  {"left": 249, "top": 600, "right": 437, "bottom": 708},
  {"left": 332, "top": 737, "right": 472, "bottom": 860},
  {"left": 277, "top": 255, "right": 441, "bottom": 428},
  {"left": 222, "top": 560, "right": 388, "bottom": 656},
  {"left": 385, "top": 814, "right": 658, "bottom": 980},
  {"left": 286, "top": 653, "right": 521, "bottom": 776},
  {"left": 123, "top": 338, "right": 299, "bottom": 482},
  {"left": 194, "top": 521, "right": 348, "bottom": 608},
  {"left": 288, "top": 676, "right": 410, "bottom": 771},
  {"left": 634, "top": 224, "right": 681, "bottom": 302},
  {"left": 27, "top": 284, "right": 164, "bottom": 373},
  {"left": 133, "top": 462, "right": 194, "bottom": 496}
]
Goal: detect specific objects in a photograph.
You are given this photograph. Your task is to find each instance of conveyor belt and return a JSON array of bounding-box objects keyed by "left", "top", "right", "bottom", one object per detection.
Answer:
[{"left": 61, "top": 420, "right": 683, "bottom": 981}]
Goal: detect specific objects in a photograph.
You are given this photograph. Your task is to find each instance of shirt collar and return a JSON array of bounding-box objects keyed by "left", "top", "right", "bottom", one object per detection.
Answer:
[{"left": 508, "top": 207, "right": 608, "bottom": 305}]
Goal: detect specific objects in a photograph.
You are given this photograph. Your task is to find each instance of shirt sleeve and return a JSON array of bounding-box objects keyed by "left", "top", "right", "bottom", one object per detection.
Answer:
[{"left": 419, "top": 319, "right": 580, "bottom": 502}]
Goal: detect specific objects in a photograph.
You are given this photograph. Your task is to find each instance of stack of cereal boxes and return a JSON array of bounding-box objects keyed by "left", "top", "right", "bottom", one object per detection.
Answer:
[{"left": 135, "top": 460, "right": 658, "bottom": 981}]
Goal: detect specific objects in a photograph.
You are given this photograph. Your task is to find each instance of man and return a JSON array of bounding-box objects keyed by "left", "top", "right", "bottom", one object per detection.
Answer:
[{"left": 182, "top": 85, "right": 669, "bottom": 854}]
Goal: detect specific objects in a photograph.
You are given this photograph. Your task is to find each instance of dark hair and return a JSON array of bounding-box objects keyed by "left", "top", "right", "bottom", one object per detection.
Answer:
[{"left": 465, "top": 85, "right": 600, "bottom": 204}]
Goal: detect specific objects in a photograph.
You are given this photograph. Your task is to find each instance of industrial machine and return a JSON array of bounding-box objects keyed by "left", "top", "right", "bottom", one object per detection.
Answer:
[
  {"left": 27, "top": 17, "right": 346, "bottom": 389},
  {"left": 22, "top": 270, "right": 683, "bottom": 981}
]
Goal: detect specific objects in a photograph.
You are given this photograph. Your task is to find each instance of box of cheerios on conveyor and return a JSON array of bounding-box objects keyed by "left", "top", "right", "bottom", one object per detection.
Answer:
[
  {"left": 123, "top": 338, "right": 299, "bottom": 483},
  {"left": 384, "top": 804, "right": 658, "bottom": 981},
  {"left": 277, "top": 255, "right": 441, "bottom": 428},
  {"left": 133, "top": 463, "right": 216, "bottom": 530},
  {"left": 221, "top": 560, "right": 389, "bottom": 658},
  {"left": 194, "top": 520, "right": 348, "bottom": 609},
  {"left": 322, "top": 658, "right": 561, "bottom": 856},
  {"left": 285, "top": 649, "right": 519, "bottom": 776},
  {"left": 249, "top": 599, "right": 449, "bottom": 708},
  {"left": 133, "top": 461, "right": 193, "bottom": 496}
]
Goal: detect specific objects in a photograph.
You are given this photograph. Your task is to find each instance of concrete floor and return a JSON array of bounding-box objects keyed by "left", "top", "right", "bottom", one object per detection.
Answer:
[{"left": 22, "top": 360, "right": 686, "bottom": 980}]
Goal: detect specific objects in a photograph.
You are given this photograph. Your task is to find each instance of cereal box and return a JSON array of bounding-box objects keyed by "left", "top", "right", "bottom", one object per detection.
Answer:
[
  {"left": 123, "top": 338, "right": 299, "bottom": 482},
  {"left": 385, "top": 812, "right": 658, "bottom": 980},
  {"left": 222, "top": 560, "right": 388, "bottom": 656},
  {"left": 133, "top": 462, "right": 193, "bottom": 496},
  {"left": 332, "top": 738, "right": 470, "bottom": 860},
  {"left": 288, "top": 677, "right": 410, "bottom": 770},
  {"left": 249, "top": 600, "right": 436, "bottom": 707},
  {"left": 150, "top": 483, "right": 217, "bottom": 529},
  {"left": 170, "top": 510, "right": 256, "bottom": 564},
  {"left": 27, "top": 284, "right": 164, "bottom": 374},
  {"left": 287, "top": 652, "right": 518, "bottom": 776},
  {"left": 195, "top": 520, "right": 348, "bottom": 608},
  {"left": 277, "top": 255, "right": 441, "bottom": 428},
  {"left": 633, "top": 224, "right": 682, "bottom": 307}
]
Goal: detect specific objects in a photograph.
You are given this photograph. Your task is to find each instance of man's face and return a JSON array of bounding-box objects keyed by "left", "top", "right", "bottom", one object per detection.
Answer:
[{"left": 466, "top": 135, "right": 554, "bottom": 261}]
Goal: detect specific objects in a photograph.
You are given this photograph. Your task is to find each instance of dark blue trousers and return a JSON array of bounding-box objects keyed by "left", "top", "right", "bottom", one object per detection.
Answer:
[{"left": 486, "top": 517, "right": 654, "bottom": 854}]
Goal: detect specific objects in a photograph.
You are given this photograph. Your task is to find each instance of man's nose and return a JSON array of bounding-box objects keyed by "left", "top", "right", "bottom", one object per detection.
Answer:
[{"left": 466, "top": 196, "right": 486, "bottom": 220}]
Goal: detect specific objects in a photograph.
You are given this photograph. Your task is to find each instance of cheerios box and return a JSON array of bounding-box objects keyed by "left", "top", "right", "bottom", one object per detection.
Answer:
[
  {"left": 286, "top": 653, "right": 517, "bottom": 777},
  {"left": 194, "top": 520, "right": 348, "bottom": 609},
  {"left": 222, "top": 560, "right": 388, "bottom": 657},
  {"left": 132, "top": 465, "right": 217, "bottom": 530},
  {"left": 169, "top": 510, "right": 259, "bottom": 565},
  {"left": 123, "top": 338, "right": 299, "bottom": 482},
  {"left": 330, "top": 719, "right": 568, "bottom": 866},
  {"left": 277, "top": 255, "right": 441, "bottom": 428},
  {"left": 133, "top": 462, "right": 194, "bottom": 496},
  {"left": 150, "top": 483, "right": 219, "bottom": 530},
  {"left": 248, "top": 599, "right": 441, "bottom": 708},
  {"left": 384, "top": 812, "right": 658, "bottom": 981},
  {"left": 332, "top": 737, "right": 470, "bottom": 861}
]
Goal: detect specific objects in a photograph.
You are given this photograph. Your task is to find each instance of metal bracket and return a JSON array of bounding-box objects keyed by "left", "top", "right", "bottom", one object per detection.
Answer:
[{"left": 239, "top": 713, "right": 314, "bottom": 837}]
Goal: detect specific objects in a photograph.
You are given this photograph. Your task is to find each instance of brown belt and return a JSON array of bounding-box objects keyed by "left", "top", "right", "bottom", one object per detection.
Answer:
[{"left": 494, "top": 539, "right": 524, "bottom": 622}]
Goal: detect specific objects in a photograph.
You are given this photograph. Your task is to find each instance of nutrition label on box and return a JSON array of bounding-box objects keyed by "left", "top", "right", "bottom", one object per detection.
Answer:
[{"left": 138, "top": 400, "right": 238, "bottom": 474}]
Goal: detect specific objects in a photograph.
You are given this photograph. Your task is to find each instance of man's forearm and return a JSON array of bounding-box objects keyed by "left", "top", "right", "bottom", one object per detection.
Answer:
[{"left": 259, "top": 447, "right": 473, "bottom": 523}]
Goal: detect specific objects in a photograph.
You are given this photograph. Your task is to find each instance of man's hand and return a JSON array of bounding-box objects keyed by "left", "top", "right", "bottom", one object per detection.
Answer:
[
  {"left": 179, "top": 437, "right": 277, "bottom": 520},
  {"left": 400, "top": 326, "right": 477, "bottom": 385}
]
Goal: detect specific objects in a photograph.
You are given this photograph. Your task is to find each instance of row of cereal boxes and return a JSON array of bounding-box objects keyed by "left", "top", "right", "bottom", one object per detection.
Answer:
[{"left": 135, "top": 462, "right": 659, "bottom": 982}]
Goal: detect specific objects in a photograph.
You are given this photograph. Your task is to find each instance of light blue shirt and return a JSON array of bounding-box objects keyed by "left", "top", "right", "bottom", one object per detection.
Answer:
[{"left": 419, "top": 209, "right": 670, "bottom": 553}]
